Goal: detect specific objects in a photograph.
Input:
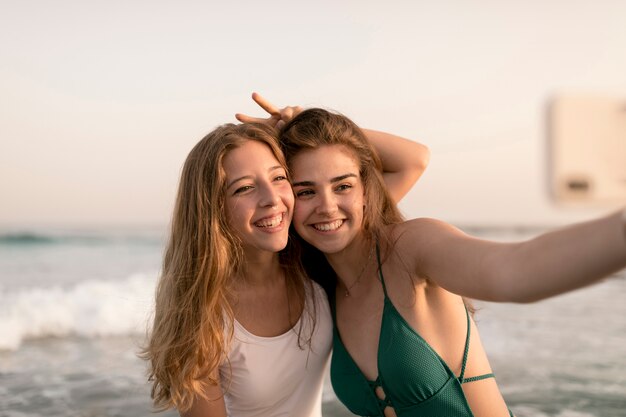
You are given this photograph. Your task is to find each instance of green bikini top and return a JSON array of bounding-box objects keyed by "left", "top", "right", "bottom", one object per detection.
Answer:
[{"left": 330, "top": 245, "right": 504, "bottom": 417}]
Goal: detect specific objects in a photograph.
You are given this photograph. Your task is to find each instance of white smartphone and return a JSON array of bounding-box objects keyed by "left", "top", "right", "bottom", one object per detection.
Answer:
[{"left": 548, "top": 95, "right": 626, "bottom": 205}]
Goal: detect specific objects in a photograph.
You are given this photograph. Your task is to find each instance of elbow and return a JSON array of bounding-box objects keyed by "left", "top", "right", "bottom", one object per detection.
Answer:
[
  {"left": 415, "top": 145, "right": 430, "bottom": 174},
  {"left": 408, "top": 144, "right": 430, "bottom": 181}
]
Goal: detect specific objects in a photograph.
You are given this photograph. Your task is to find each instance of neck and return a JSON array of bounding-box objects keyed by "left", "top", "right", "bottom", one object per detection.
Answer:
[
  {"left": 325, "top": 234, "right": 374, "bottom": 293},
  {"left": 238, "top": 250, "right": 283, "bottom": 287}
]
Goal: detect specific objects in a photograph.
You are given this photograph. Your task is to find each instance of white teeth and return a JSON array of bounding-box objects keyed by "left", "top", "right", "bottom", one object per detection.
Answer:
[
  {"left": 255, "top": 214, "right": 283, "bottom": 228},
  {"left": 313, "top": 220, "right": 343, "bottom": 231}
]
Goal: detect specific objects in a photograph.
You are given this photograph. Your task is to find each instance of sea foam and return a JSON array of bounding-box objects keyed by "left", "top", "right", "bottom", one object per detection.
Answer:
[{"left": 0, "top": 273, "right": 157, "bottom": 351}]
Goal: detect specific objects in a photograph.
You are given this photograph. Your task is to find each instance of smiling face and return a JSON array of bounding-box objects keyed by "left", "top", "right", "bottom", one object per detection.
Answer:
[
  {"left": 290, "top": 144, "right": 366, "bottom": 255},
  {"left": 223, "top": 139, "right": 294, "bottom": 256}
]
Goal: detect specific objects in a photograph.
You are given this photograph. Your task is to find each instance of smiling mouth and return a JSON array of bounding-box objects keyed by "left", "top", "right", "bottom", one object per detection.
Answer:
[
  {"left": 312, "top": 219, "right": 344, "bottom": 232},
  {"left": 254, "top": 213, "right": 284, "bottom": 228}
]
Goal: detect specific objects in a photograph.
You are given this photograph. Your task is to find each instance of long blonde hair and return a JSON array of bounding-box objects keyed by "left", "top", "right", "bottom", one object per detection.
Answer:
[{"left": 141, "top": 123, "right": 312, "bottom": 412}]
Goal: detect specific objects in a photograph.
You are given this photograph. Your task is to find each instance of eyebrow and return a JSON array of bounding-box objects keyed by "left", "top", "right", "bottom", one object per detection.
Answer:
[
  {"left": 292, "top": 173, "right": 357, "bottom": 187},
  {"left": 226, "top": 165, "right": 285, "bottom": 189}
]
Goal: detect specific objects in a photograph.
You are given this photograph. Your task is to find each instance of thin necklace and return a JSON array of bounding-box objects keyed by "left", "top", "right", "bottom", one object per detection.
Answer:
[{"left": 344, "top": 245, "right": 375, "bottom": 297}]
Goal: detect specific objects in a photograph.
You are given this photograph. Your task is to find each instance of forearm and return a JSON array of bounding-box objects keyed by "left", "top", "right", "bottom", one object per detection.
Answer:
[
  {"left": 362, "top": 128, "right": 429, "bottom": 202},
  {"left": 496, "top": 209, "right": 626, "bottom": 303}
]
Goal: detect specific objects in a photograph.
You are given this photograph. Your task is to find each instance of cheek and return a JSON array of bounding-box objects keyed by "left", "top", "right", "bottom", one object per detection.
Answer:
[
  {"left": 349, "top": 196, "right": 366, "bottom": 221},
  {"left": 225, "top": 199, "right": 246, "bottom": 229},
  {"left": 280, "top": 186, "right": 295, "bottom": 212},
  {"left": 292, "top": 200, "right": 309, "bottom": 232}
]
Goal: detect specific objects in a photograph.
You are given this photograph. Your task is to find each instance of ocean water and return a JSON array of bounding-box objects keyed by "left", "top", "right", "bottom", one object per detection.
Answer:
[{"left": 0, "top": 227, "right": 624, "bottom": 417}]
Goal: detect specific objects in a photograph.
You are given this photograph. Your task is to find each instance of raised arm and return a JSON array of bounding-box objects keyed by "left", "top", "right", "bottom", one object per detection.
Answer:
[
  {"left": 399, "top": 209, "right": 626, "bottom": 303},
  {"left": 363, "top": 128, "right": 429, "bottom": 202}
]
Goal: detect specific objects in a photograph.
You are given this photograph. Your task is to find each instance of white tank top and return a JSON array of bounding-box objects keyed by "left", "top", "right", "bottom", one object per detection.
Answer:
[{"left": 219, "top": 281, "right": 332, "bottom": 417}]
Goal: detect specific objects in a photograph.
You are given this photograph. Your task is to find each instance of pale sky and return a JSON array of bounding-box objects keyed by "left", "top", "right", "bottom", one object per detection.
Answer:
[{"left": 1, "top": 0, "right": 625, "bottom": 228}]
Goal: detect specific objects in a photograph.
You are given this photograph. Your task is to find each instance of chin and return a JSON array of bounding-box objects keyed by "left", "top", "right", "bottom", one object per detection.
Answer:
[
  {"left": 303, "top": 238, "right": 346, "bottom": 255},
  {"left": 268, "top": 237, "right": 290, "bottom": 252}
]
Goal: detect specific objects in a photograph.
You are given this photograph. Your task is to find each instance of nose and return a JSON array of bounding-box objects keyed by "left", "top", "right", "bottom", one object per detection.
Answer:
[
  {"left": 315, "top": 189, "right": 338, "bottom": 216},
  {"left": 259, "top": 183, "right": 281, "bottom": 208}
]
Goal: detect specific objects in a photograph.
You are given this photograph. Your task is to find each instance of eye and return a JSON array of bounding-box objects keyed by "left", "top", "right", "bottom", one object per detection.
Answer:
[
  {"left": 295, "top": 189, "right": 314, "bottom": 198},
  {"left": 335, "top": 183, "right": 353, "bottom": 192},
  {"left": 274, "top": 175, "right": 288, "bottom": 182},
  {"left": 233, "top": 185, "right": 254, "bottom": 195}
]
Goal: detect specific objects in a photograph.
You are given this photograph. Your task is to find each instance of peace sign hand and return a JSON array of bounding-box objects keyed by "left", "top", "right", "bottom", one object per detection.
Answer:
[{"left": 235, "top": 92, "right": 303, "bottom": 131}]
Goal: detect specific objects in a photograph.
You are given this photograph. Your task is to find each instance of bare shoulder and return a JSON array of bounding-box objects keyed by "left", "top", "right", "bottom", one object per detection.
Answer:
[
  {"left": 384, "top": 219, "right": 467, "bottom": 275},
  {"left": 391, "top": 218, "right": 464, "bottom": 245}
]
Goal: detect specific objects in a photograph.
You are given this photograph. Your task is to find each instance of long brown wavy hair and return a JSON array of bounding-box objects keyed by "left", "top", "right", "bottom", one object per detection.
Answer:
[
  {"left": 279, "top": 109, "right": 404, "bottom": 294},
  {"left": 281, "top": 108, "right": 404, "bottom": 244},
  {"left": 280, "top": 108, "right": 474, "bottom": 314},
  {"left": 141, "top": 122, "right": 313, "bottom": 412}
]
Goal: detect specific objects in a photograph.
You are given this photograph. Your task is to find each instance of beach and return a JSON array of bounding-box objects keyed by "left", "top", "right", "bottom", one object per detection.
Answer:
[{"left": 1, "top": 227, "right": 624, "bottom": 417}]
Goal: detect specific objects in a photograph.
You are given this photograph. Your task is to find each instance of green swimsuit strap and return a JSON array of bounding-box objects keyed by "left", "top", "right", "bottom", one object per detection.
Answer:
[
  {"left": 377, "top": 242, "right": 495, "bottom": 384},
  {"left": 375, "top": 243, "right": 389, "bottom": 297},
  {"left": 459, "top": 306, "right": 495, "bottom": 384}
]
